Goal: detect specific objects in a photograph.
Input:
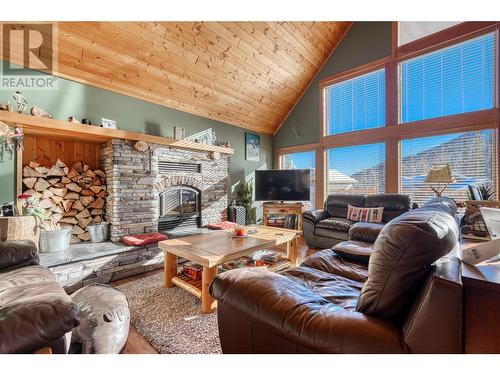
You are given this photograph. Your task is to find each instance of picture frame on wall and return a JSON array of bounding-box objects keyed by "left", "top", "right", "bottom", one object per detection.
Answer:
[
  {"left": 101, "top": 118, "right": 117, "bottom": 129},
  {"left": 174, "top": 126, "right": 186, "bottom": 140},
  {"left": 245, "top": 132, "right": 260, "bottom": 161}
]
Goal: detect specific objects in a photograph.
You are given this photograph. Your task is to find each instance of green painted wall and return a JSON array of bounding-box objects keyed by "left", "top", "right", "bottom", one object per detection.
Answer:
[
  {"left": 0, "top": 62, "right": 272, "bottom": 205},
  {"left": 273, "top": 22, "right": 392, "bottom": 149}
]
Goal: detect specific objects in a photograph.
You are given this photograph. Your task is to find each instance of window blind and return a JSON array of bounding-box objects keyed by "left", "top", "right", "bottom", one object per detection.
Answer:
[
  {"left": 400, "top": 32, "right": 496, "bottom": 123},
  {"left": 327, "top": 143, "right": 386, "bottom": 195},
  {"left": 400, "top": 130, "right": 497, "bottom": 205},
  {"left": 324, "top": 69, "right": 385, "bottom": 135}
]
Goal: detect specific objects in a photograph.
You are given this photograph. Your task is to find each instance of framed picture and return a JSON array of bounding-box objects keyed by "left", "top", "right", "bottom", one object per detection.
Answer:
[
  {"left": 245, "top": 132, "right": 260, "bottom": 161},
  {"left": 101, "top": 118, "right": 117, "bottom": 129},
  {"left": 174, "top": 126, "right": 186, "bottom": 140}
]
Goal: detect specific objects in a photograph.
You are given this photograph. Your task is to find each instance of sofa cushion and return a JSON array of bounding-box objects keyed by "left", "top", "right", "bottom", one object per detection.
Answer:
[
  {"left": 348, "top": 222, "right": 385, "bottom": 243},
  {"left": 364, "top": 194, "right": 413, "bottom": 223},
  {"left": 301, "top": 248, "right": 369, "bottom": 282},
  {"left": 0, "top": 265, "right": 80, "bottom": 353},
  {"left": 122, "top": 232, "right": 168, "bottom": 246},
  {"left": 356, "top": 204, "right": 459, "bottom": 323},
  {"left": 282, "top": 266, "right": 364, "bottom": 311},
  {"left": 332, "top": 241, "right": 373, "bottom": 264},
  {"left": 316, "top": 217, "right": 353, "bottom": 232},
  {"left": 325, "top": 194, "right": 365, "bottom": 218}
]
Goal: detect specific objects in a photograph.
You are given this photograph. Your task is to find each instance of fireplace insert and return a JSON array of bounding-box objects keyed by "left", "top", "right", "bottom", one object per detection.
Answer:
[{"left": 158, "top": 186, "right": 201, "bottom": 232}]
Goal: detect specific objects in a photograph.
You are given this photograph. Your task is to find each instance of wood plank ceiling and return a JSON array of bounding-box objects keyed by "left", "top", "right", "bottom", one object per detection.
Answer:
[{"left": 2, "top": 22, "right": 352, "bottom": 134}]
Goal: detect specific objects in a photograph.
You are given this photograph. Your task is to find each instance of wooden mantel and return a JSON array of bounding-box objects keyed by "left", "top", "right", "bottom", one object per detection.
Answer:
[{"left": 0, "top": 111, "right": 234, "bottom": 155}]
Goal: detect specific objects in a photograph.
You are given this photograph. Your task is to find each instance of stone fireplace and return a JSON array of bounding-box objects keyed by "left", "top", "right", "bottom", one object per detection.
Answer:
[{"left": 101, "top": 139, "right": 230, "bottom": 242}]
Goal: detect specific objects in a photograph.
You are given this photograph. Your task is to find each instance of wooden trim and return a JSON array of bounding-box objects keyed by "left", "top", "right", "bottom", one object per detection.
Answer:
[
  {"left": 274, "top": 143, "right": 321, "bottom": 155},
  {"left": 385, "top": 138, "right": 399, "bottom": 193},
  {"left": 397, "top": 22, "right": 498, "bottom": 61},
  {"left": 316, "top": 146, "right": 325, "bottom": 209},
  {"left": 0, "top": 111, "right": 234, "bottom": 155},
  {"left": 391, "top": 22, "right": 398, "bottom": 58},
  {"left": 321, "top": 109, "right": 498, "bottom": 148},
  {"left": 319, "top": 56, "right": 391, "bottom": 87},
  {"left": 273, "top": 22, "right": 354, "bottom": 136},
  {"left": 385, "top": 60, "right": 398, "bottom": 126}
]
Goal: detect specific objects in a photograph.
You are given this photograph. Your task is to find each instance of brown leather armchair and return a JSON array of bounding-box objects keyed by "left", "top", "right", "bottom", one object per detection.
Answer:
[
  {"left": 211, "top": 197, "right": 462, "bottom": 353},
  {"left": 0, "top": 240, "right": 80, "bottom": 353}
]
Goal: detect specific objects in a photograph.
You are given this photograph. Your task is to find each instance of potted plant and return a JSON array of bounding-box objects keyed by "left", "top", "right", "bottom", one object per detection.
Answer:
[{"left": 236, "top": 181, "right": 253, "bottom": 224}]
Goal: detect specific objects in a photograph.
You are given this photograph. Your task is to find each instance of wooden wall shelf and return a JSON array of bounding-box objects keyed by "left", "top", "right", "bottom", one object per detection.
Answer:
[{"left": 0, "top": 111, "right": 234, "bottom": 155}]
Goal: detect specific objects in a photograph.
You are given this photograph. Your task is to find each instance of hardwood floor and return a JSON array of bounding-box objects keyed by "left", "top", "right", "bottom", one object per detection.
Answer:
[{"left": 113, "top": 238, "right": 313, "bottom": 354}]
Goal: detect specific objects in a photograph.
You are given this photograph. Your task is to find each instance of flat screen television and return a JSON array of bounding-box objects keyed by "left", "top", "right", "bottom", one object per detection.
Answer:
[{"left": 255, "top": 169, "right": 310, "bottom": 201}]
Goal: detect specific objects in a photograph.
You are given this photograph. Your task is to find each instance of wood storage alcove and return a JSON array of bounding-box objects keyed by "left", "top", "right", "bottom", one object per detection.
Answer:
[{"left": 19, "top": 135, "right": 105, "bottom": 243}]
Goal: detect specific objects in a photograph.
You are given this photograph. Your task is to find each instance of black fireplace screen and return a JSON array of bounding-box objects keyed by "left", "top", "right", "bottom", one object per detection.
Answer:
[{"left": 158, "top": 186, "right": 200, "bottom": 232}]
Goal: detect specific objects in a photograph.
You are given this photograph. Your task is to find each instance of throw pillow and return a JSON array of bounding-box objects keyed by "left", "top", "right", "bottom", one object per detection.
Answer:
[{"left": 347, "top": 205, "right": 384, "bottom": 223}]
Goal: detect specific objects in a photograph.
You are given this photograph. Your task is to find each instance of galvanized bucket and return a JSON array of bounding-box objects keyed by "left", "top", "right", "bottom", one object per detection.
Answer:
[
  {"left": 88, "top": 222, "right": 110, "bottom": 243},
  {"left": 39, "top": 228, "right": 72, "bottom": 253}
]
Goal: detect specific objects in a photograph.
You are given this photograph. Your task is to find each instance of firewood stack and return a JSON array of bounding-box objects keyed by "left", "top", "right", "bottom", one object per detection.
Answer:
[{"left": 22, "top": 159, "right": 107, "bottom": 244}]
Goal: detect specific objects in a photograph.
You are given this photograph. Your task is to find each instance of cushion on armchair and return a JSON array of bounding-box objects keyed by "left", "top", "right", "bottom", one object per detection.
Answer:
[
  {"left": 348, "top": 222, "right": 385, "bottom": 243},
  {"left": 0, "top": 265, "right": 80, "bottom": 353},
  {"left": 0, "top": 240, "right": 39, "bottom": 271}
]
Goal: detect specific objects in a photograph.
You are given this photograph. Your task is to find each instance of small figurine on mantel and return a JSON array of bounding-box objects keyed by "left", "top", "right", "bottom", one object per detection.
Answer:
[
  {"left": 0, "top": 101, "right": 13, "bottom": 112},
  {"left": 30, "top": 106, "right": 52, "bottom": 118},
  {"left": 13, "top": 91, "right": 28, "bottom": 114},
  {"left": 0, "top": 122, "right": 24, "bottom": 162}
]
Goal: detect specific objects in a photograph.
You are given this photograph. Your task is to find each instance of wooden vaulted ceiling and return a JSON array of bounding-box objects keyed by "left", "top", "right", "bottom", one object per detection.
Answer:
[{"left": 4, "top": 22, "right": 352, "bottom": 134}]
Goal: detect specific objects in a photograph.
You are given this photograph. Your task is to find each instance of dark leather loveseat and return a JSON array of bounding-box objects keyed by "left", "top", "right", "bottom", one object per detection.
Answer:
[
  {"left": 0, "top": 240, "right": 80, "bottom": 353},
  {"left": 303, "top": 193, "right": 414, "bottom": 248},
  {"left": 211, "top": 197, "right": 462, "bottom": 353}
]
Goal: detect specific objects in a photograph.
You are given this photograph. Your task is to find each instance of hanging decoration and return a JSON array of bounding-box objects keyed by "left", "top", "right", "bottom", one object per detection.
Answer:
[{"left": 0, "top": 121, "right": 24, "bottom": 162}]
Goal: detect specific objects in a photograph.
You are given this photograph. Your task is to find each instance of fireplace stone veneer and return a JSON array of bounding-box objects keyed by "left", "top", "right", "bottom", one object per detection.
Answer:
[{"left": 101, "top": 139, "right": 229, "bottom": 242}]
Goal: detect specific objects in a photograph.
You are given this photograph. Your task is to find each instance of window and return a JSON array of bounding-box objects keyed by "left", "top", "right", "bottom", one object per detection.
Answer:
[
  {"left": 400, "top": 33, "right": 496, "bottom": 123},
  {"left": 398, "top": 22, "right": 461, "bottom": 46},
  {"left": 281, "top": 151, "right": 316, "bottom": 210},
  {"left": 327, "top": 143, "right": 385, "bottom": 195},
  {"left": 400, "top": 130, "right": 497, "bottom": 205},
  {"left": 324, "top": 69, "right": 385, "bottom": 135}
]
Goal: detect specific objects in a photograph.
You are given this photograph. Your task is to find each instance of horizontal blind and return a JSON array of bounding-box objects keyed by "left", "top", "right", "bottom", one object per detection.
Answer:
[
  {"left": 325, "top": 69, "right": 385, "bottom": 135},
  {"left": 281, "top": 151, "right": 316, "bottom": 210},
  {"left": 400, "top": 130, "right": 497, "bottom": 205},
  {"left": 400, "top": 32, "right": 496, "bottom": 123},
  {"left": 327, "top": 143, "right": 386, "bottom": 195}
]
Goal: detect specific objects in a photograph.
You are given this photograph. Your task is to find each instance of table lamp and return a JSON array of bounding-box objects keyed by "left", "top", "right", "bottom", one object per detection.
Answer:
[{"left": 425, "top": 163, "right": 455, "bottom": 197}]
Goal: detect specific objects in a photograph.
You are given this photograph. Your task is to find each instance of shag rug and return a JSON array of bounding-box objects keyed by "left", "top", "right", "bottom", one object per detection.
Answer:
[{"left": 117, "top": 272, "right": 221, "bottom": 354}]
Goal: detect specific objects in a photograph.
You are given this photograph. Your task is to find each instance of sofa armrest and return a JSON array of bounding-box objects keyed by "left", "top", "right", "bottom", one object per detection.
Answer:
[
  {"left": 348, "top": 222, "right": 385, "bottom": 243},
  {"left": 210, "top": 269, "right": 405, "bottom": 353},
  {"left": 0, "top": 240, "right": 39, "bottom": 271},
  {"left": 303, "top": 209, "right": 330, "bottom": 223}
]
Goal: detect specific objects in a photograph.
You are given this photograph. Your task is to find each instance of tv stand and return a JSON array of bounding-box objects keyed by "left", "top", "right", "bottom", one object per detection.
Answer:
[{"left": 262, "top": 202, "right": 303, "bottom": 231}]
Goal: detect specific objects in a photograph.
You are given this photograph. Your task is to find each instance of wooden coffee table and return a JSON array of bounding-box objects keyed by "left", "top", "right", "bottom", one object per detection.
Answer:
[{"left": 158, "top": 225, "right": 301, "bottom": 313}]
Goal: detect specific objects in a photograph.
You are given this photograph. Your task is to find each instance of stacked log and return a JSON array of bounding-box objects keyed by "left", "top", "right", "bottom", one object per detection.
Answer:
[{"left": 22, "top": 159, "right": 107, "bottom": 244}]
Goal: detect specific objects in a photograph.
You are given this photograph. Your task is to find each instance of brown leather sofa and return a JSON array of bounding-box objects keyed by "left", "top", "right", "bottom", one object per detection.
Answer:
[
  {"left": 211, "top": 197, "right": 462, "bottom": 353},
  {"left": 0, "top": 240, "right": 80, "bottom": 353},
  {"left": 303, "top": 193, "right": 414, "bottom": 249}
]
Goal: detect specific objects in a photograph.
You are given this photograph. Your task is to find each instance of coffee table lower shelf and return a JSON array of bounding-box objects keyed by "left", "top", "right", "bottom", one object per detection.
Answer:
[{"left": 168, "top": 258, "right": 293, "bottom": 313}]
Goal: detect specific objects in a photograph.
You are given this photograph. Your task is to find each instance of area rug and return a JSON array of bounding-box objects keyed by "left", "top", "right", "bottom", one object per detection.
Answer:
[{"left": 117, "top": 272, "right": 221, "bottom": 354}]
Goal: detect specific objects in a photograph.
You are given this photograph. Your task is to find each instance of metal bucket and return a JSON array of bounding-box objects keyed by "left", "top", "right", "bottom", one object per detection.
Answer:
[
  {"left": 88, "top": 222, "right": 110, "bottom": 243},
  {"left": 39, "top": 228, "right": 72, "bottom": 253}
]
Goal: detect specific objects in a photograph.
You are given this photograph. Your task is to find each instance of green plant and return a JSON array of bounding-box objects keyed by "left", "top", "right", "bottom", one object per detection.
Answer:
[
  {"left": 236, "top": 181, "right": 253, "bottom": 224},
  {"left": 478, "top": 183, "right": 495, "bottom": 200}
]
